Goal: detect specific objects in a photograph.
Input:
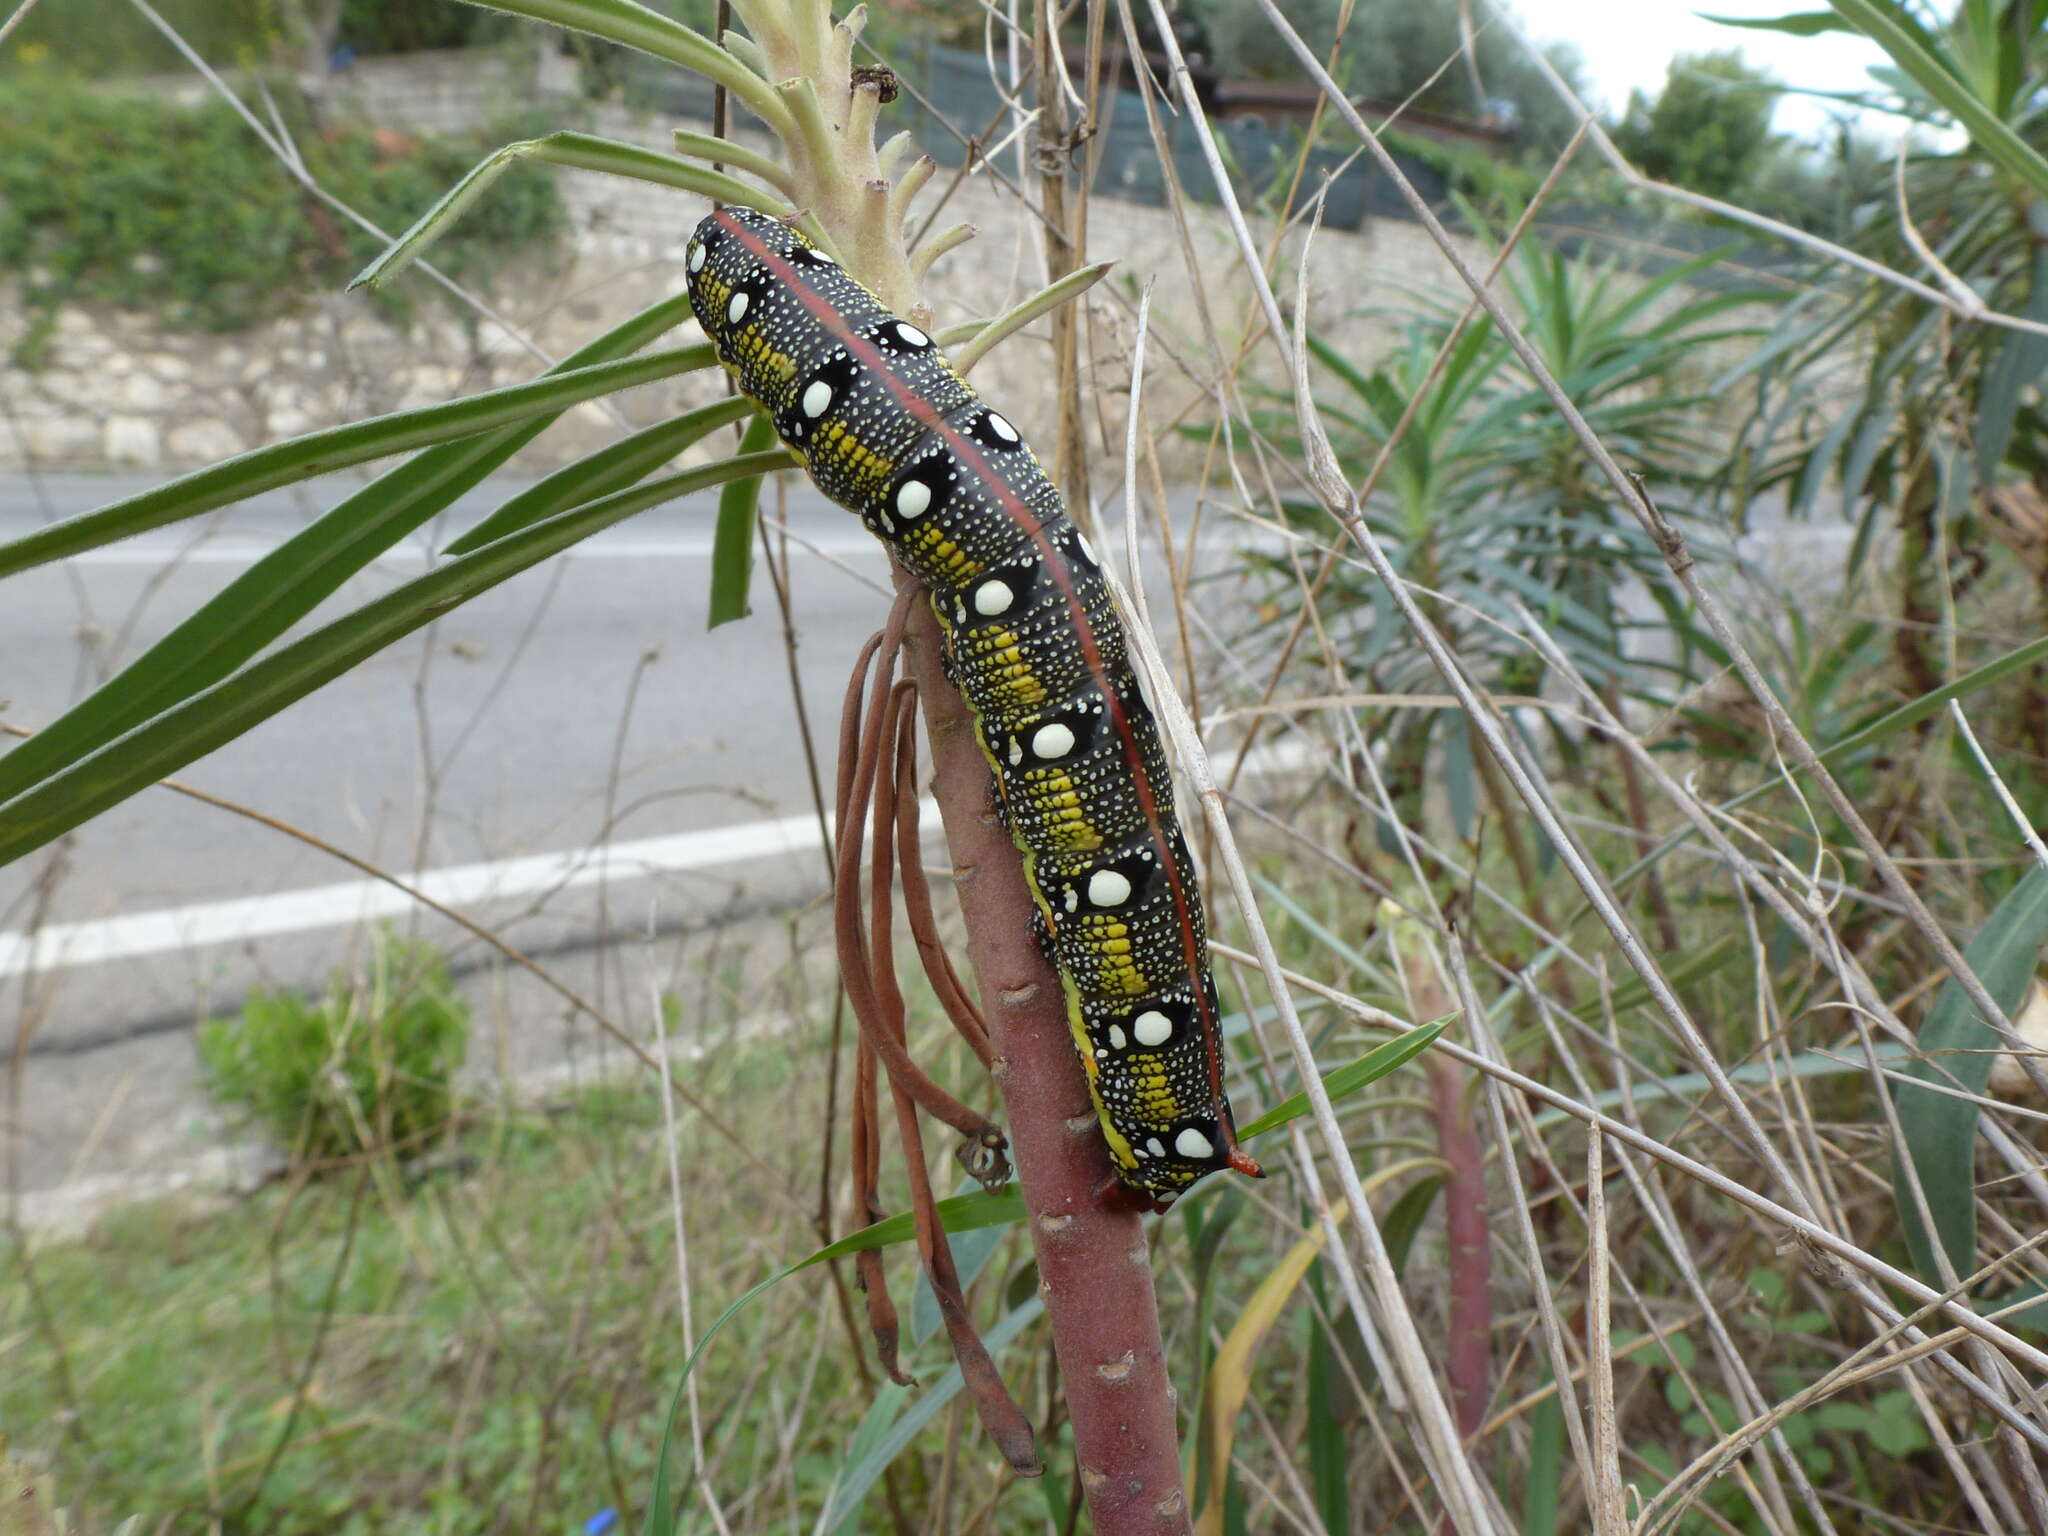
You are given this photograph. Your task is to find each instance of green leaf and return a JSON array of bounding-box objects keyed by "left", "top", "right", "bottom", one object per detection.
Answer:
[
  {"left": 1892, "top": 867, "right": 2048, "bottom": 1284},
  {"left": 1305, "top": 1279, "right": 1348, "bottom": 1536},
  {"left": 456, "top": 0, "right": 791, "bottom": 135},
  {"left": 0, "top": 343, "right": 716, "bottom": 578},
  {"left": 817, "top": 1297, "right": 1044, "bottom": 1533},
  {"left": 443, "top": 395, "right": 763, "bottom": 555},
  {"left": 708, "top": 414, "right": 784, "bottom": 628},
  {"left": 1975, "top": 242, "right": 2048, "bottom": 479},
  {"left": 1610, "top": 634, "right": 2048, "bottom": 899},
  {"left": 1379, "top": 1173, "right": 1442, "bottom": 1279},
  {"left": 0, "top": 293, "right": 707, "bottom": 810},
  {"left": 1988, "top": 1281, "right": 2048, "bottom": 1336},
  {"left": 0, "top": 452, "right": 789, "bottom": 867},
  {"left": 947, "top": 263, "right": 1114, "bottom": 376},
  {"left": 1236, "top": 1016, "right": 1452, "bottom": 1141},
  {"left": 797, "top": 1189, "right": 1028, "bottom": 1268},
  {"left": 1520, "top": 1390, "right": 1563, "bottom": 1535},
  {"left": 1824, "top": 0, "right": 2048, "bottom": 201},
  {"left": 1699, "top": 9, "right": 1855, "bottom": 37},
  {"left": 909, "top": 1209, "right": 1009, "bottom": 1346},
  {"left": 640, "top": 1260, "right": 793, "bottom": 1536},
  {"left": 353, "top": 132, "right": 786, "bottom": 291},
  {"left": 1572, "top": 933, "right": 1741, "bottom": 1019}
]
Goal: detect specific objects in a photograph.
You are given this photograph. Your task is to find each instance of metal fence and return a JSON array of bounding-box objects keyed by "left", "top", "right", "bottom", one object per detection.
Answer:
[
  {"left": 621, "top": 41, "right": 1794, "bottom": 287},
  {"left": 624, "top": 39, "right": 1447, "bottom": 232}
]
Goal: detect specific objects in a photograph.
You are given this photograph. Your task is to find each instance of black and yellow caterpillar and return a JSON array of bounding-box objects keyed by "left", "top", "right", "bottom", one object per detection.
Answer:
[{"left": 686, "top": 206, "right": 1260, "bottom": 1206}]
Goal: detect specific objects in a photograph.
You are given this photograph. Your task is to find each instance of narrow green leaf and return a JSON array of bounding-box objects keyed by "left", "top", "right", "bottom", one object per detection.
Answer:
[
  {"left": 443, "top": 395, "right": 764, "bottom": 555},
  {"left": 1236, "top": 1017, "right": 1453, "bottom": 1141},
  {"left": 0, "top": 344, "right": 717, "bottom": 578},
  {"left": 1529, "top": 1043, "right": 1913, "bottom": 1135},
  {"left": 0, "top": 294, "right": 705, "bottom": 809},
  {"left": 1521, "top": 1390, "right": 1564, "bottom": 1536},
  {"left": 1700, "top": 10, "right": 1855, "bottom": 37},
  {"left": 670, "top": 128, "right": 799, "bottom": 195},
  {"left": 707, "top": 414, "right": 783, "bottom": 628},
  {"left": 1807, "top": 634, "right": 2048, "bottom": 770},
  {"left": 0, "top": 453, "right": 789, "bottom": 866},
  {"left": 948, "top": 263, "right": 1115, "bottom": 376},
  {"left": 1892, "top": 867, "right": 2048, "bottom": 1284},
  {"left": 1609, "top": 634, "right": 2048, "bottom": 899},
  {"left": 818, "top": 1298, "right": 1044, "bottom": 1533},
  {"left": 1825, "top": 0, "right": 2048, "bottom": 201},
  {"left": 1572, "top": 934, "right": 1741, "bottom": 1019},
  {"left": 1988, "top": 1281, "right": 2048, "bottom": 1337},
  {"left": 1305, "top": 1275, "right": 1349, "bottom": 1536},
  {"left": 1379, "top": 1174, "right": 1442, "bottom": 1279},
  {"left": 353, "top": 132, "right": 786, "bottom": 291},
  {"left": 909, "top": 1207, "right": 1009, "bottom": 1346},
  {"left": 795, "top": 1189, "right": 1029, "bottom": 1269},
  {"left": 639, "top": 1262, "right": 791, "bottom": 1536},
  {"left": 456, "top": 0, "right": 791, "bottom": 135},
  {"left": 1975, "top": 243, "right": 2048, "bottom": 479}
]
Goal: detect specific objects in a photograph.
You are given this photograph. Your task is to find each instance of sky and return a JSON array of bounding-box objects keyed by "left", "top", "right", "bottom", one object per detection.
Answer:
[{"left": 1511, "top": 0, "right": 1897, "bottom": 141}]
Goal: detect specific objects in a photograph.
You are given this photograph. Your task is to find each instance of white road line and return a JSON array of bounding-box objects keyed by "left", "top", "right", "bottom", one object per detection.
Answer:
[
  {"left": 0, "top": 735, "right": 1328, "bottom": 980},
  {"left": 0, "top": 809, "right": 858, "bottom": 980}
]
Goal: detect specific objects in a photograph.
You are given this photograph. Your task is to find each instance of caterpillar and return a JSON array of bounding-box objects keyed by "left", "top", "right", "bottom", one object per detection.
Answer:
[{"left": 686, "top": 206, "right": 1261, "bottom": 1207}]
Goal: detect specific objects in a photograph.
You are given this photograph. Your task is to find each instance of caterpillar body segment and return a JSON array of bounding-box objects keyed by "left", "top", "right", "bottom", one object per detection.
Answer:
[{"left": 686, "top": 206, "right": 1260, "bottom": 1206}]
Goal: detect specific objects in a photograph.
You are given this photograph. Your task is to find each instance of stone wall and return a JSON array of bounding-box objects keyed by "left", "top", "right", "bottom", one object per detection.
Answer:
[{"left": 0, "top": 50, "right": 1679, "bottom": 483}]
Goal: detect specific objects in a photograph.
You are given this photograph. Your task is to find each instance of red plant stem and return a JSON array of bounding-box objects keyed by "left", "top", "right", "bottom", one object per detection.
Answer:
[
  {"left": 1425, "top": 1052, "right": 1492, "bottom": 1442},
  {"left": 833, "top": 623, "right": 1004, "bottom": 1146},
  {"left": 852, "top": 1031, "right": 909, "bottom": 1384},
  {"left": 896, "top": 575, "right": 1193, "bottom": 1536}
]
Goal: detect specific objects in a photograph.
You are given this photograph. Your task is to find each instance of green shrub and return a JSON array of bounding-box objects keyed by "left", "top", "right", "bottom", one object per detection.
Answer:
[
  {"left": 197, "top": 928, "right": 471, "bottom": 1164},
  {"left": 0, "top": 74, "right": 566, "bottom": 353}
]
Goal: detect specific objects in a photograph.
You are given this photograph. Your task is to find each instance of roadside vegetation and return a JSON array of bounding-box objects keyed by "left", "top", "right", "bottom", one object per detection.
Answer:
[{"left": 0, "top": 76, "right": 565, "bottom": 358}]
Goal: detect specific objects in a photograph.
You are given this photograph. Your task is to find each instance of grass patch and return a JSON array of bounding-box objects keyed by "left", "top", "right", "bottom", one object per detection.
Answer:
[{"left": 0, "top": 1040, "right": 981, "bottom": 1535}]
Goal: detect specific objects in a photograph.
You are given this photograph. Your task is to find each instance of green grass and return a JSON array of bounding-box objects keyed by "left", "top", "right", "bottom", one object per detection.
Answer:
[{"left": 0, "top": 1037, "right": 1006, "bottom": 1535}]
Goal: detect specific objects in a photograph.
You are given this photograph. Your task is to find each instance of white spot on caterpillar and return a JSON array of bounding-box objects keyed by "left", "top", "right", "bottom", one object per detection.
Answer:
[
  {"left": 896, "top": 479, "right": 932, "bottom": 518},
  {"left": 1031, "top": 723, "right": 1075, "bottom": 760},
  {"left": 1132, "top": 1010, "right": 1172, "bottom": 1047},
  {"left": 1075, "top": 531, "right": 1097, "bottom": 563},
  {"left": 986, "top": 412, "right": 1020, "bottom": 444},
  {"left": 1008, "top": 738, "right": 1023, "bottom": 767},
  {"left": 802, "top": 380, "right": 832, "bottom": 418},
  {"left": 1106, "top": 1024, "right": 1127, "bottom": 1050},
  {"left": 726, "top": 290, "right": 750, "bottom": 323},
  {"left": 1063, "top": 887, "right": 1079, "bottom": 914},
  {"left": 974, "top": 579, "right": 1015, "bottom": 616},
  {"left": 1175, "top": 1127, "right": 1216, "bottom": 1160},
  {"left": 1087, "top": 869, "right": 1132, "bottom": 907},
  {"left": 895, "top": 322, "right": 931, "bottom": 348},
  {"left": 687, "top": 240, "right": 706, "bottom": 273},
  {"left": 1146, "top": 1137, "right": 1166, "bottom": 1159}
]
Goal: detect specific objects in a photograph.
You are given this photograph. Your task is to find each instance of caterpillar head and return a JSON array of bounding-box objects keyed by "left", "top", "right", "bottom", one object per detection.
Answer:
[{"left": 684, "top": 207, "right": 842, "bottom": 362}]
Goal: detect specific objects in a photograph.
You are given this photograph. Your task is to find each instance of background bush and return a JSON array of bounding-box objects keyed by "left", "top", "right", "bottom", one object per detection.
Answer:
[
  {"left": 197, "top": 929, "right": 472, "bottom": 1164},
  {"left": 0, "top": 74, "right": 566, "bottom": 351}
]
